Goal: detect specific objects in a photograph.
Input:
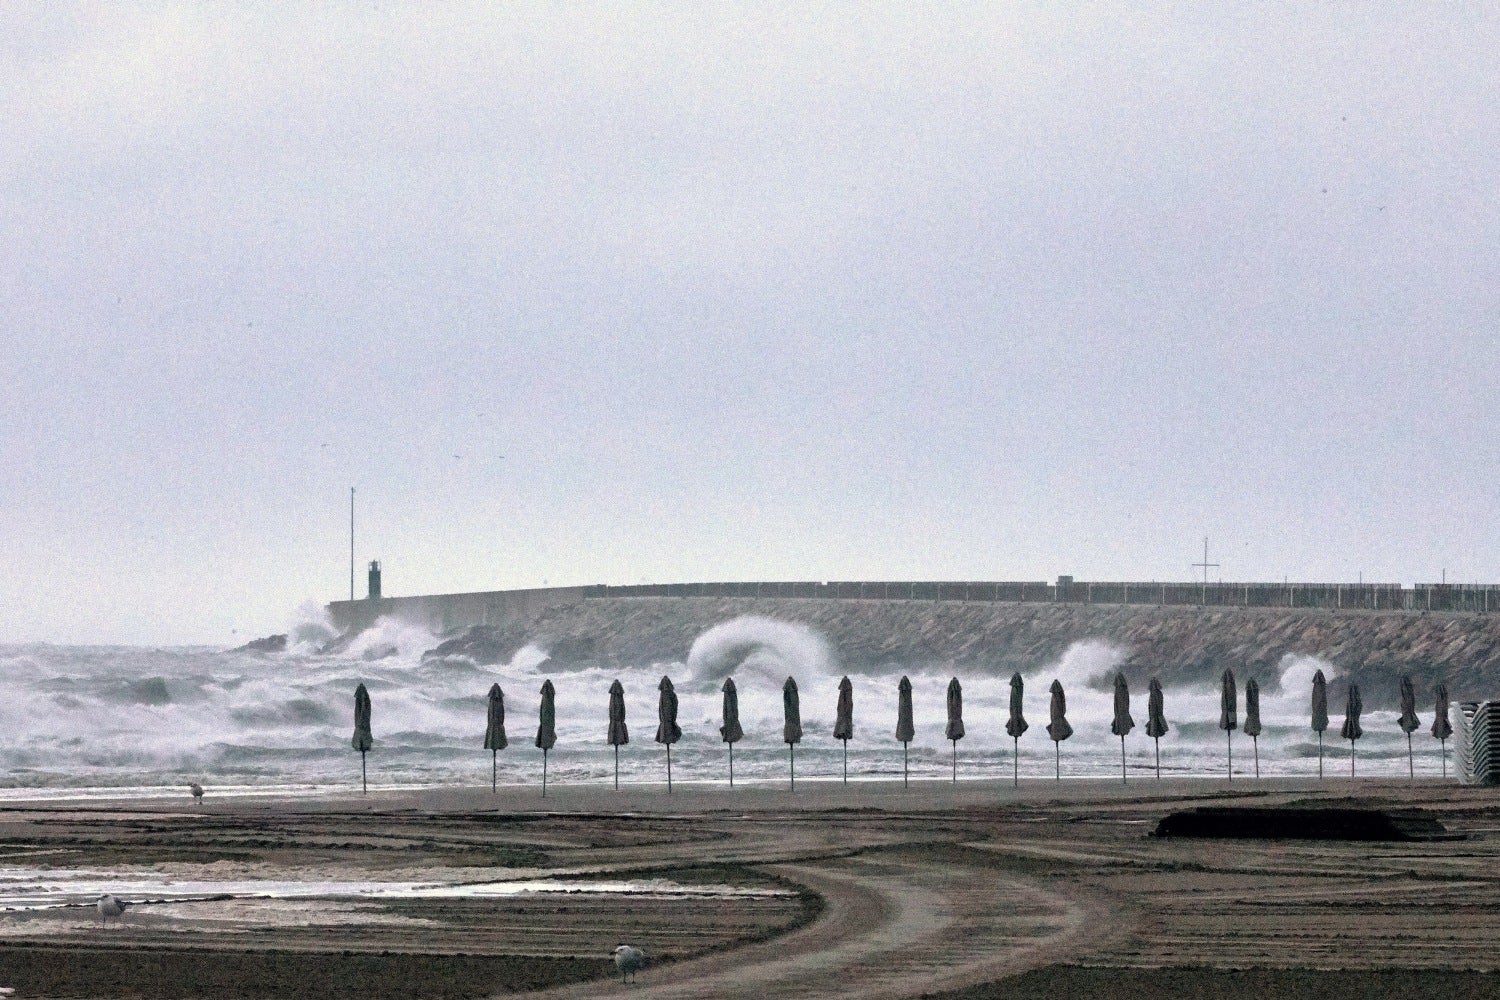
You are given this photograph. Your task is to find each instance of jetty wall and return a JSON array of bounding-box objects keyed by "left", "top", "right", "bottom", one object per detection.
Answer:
[{"left": 329, "top": 578, "right": 1500, "bottom": 634}]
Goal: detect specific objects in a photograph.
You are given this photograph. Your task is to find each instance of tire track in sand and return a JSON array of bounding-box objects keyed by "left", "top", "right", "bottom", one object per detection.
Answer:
[{"left": 519, "top": 849, "right": 1112, "bottom": 1000}]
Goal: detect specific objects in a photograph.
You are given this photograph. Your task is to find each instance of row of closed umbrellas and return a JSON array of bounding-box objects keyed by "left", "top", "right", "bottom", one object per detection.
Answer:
[{"left": 349, "top": 669, "right": 1458, "bottom": 793}]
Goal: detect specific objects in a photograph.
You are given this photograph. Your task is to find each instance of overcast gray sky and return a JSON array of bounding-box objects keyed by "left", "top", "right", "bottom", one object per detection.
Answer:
[{"left": 4, "top": 5, "right": 1498, "bottom": 644}]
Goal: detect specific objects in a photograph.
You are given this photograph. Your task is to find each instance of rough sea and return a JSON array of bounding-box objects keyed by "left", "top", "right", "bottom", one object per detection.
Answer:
[{"left": 0, "top": 608, "right": 1451, "bottom": 797}]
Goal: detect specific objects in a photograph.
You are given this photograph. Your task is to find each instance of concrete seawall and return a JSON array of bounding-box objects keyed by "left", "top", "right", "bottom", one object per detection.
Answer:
[
  {"left": 327, "top": 585, "right": 1500, "bottom": 707},
  {"left": 328, "top": 586, "right": 591, "bottom": 634},
  {"left": 329, "top": 578, "right": 1500, "bottom": 636}
]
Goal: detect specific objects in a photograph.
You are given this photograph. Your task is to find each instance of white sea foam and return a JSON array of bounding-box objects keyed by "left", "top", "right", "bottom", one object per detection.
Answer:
[{"left": 0, "top": 613, "right": 1448, "bottom": 792}]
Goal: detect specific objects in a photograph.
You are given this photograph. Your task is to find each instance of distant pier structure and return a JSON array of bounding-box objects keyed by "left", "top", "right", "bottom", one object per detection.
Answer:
[{"left": 327, "top": 574, "right": 1500, "bottom": 635}]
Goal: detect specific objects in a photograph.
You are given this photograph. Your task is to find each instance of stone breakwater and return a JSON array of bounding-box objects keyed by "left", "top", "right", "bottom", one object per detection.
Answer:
[{"left": 415, "top": 597, "right": 1500, "bottom": 708}]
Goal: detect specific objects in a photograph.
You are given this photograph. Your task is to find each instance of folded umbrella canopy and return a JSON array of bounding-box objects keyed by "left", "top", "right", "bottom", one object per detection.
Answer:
[
  {"left": 1398, "top": 675, "right": 1420, "bottom": 780},
  {"left": 945, "top": 678, "right": 964, "bottom": 783},
  {"left": 1006, "top": 674, "right": 1028, "bottom": 788},
  {"left": 1219, "top": 669, "right": 1238, "bottom": 781},
  {"left": 484, "top": 683, "right": 507, "bottom": 793},
  {"left": 720, "top": 677, "right": 743, "bottom": 787},
  {"left": 656, "top": 676, "right": 682, "bottom": 793},
  {"left": 783, "top": 676, "right": 803, "bottom": 790},
  {"left": 1110, "top": 673, "right": 1133, "bottom": 785},
  {"left": 1243, "top": 678, "right": 1262, "bottom": 779},
  {"left": 1146, "top": 677, "right": 1168, "bottom": 780},
  {"left": 352, "top": 683, "right": 373, "bottom": 794},
  {"left": 834, "top": 676, "right": 854, "bottom": 784},
  {"left": 1341, "top": 683, "right": 1363, "bottom": 778},
  {"left": 1046, "top": 680, "right": 1072, "bottom": 781},
  {"left": 536, "top": 679, "right": 556, "bottom": 798},
  {"left": 1311, "top": 669, "right": 1329, "bottom": 779},
  {"left": 896, "top": 676, "right": 915, "bottom": 787},
  {"left": 607, "top": 679, "right": 629, "bottom": 790},
  {"left": 1433, "top": 683, "right": 1453, "bottom": 779}
]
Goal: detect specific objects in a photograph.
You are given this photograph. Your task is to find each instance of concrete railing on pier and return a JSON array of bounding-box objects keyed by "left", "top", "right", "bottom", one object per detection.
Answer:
[{"left": 582, "top": 580, "right": 1498, "bottom": 613}]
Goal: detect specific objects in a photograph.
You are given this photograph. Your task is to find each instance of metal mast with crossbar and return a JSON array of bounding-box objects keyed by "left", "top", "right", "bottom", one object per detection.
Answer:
[{"left": 1192, "top": 537, "right": 1220, "bottom": 604}]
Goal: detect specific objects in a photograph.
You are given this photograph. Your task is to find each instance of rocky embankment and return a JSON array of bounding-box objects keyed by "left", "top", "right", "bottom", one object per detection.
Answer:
[{"left": 414, "top": 597, "right": 1500, "bottom": 707}]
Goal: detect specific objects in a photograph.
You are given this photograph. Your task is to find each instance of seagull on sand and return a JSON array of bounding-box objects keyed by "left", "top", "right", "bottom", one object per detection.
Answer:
[
  {"left": 613, "top": 945, "right": 645, "bottom": 983},
  {"left": 189, "top": 783, "right": 204, "bottom": 805},
  {"left": 97, "top": 894, "right": 129, "bottom": 927}
]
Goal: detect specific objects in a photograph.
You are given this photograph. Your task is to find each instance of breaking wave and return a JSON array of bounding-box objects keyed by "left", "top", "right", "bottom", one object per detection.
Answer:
[{"left": 0, "top": 609, "right": 1448, "bottom": 793}]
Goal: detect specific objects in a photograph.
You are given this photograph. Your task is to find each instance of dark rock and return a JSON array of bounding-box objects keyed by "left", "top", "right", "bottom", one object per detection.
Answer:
[
  {"left": 233, "top": 634, "right": 288, "bottom": 654},
  {"left": 422, "top": 625, "right": 530, "bottom": 666}
]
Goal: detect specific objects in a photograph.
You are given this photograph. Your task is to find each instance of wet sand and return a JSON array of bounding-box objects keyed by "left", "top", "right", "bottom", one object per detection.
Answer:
[{"left": 0, "top": 778, "right": 1498, "bottom": 998}]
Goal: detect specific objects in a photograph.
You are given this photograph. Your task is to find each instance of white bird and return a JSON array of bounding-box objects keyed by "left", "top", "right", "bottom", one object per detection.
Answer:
[
  {"left": 96, "top": 894, "right": 129, "bottom": 927},
  {"left": 189, "top": 783, "right": 204, "bottom": 804},
  {"left": 612, "top": 945, "right": 645, "bottom": 984}
]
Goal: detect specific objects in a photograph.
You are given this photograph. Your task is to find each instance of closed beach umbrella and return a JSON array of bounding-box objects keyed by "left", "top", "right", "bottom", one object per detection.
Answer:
[
  {"left": 656, "top": 676, "right": 682, "bottom": 793},
  {"left": 1341, "top": 683, "right": 1363, "bottom": 778},
  {"left": 833, "top": 676, "right": 854, "bottom": 784},
  {"left": 1110, "top": 673, "right": 1134, "bottom": 785},
  {"left": 1219, "top": 669, "right": 1237, "bottom": 781},
  {"left": 352, "top": 683, "right": 373, "bottom": 794},
  {"left": 1398, "top": 675, "right": 1420, "bottom": 780},
  {"left": 1311, "top": 669, "right": 1329, "bottom": 779},
  {"left": 1006, "top": 674, "right": 1028, "bottom": 787},
  {"left": 945, "top": 678, "right": 964, "bottom": 783},
  {"left": 1046, "top": 680, "right": 1072, "bottom": 781},
  {"left": 484, "top": 683, "right": 507, "bottom": 793},
  {"left": 536, "top": 679, "right": 556, "bottom": 798},
  {"left": 1243, "top": 679, "right": 1262, "bottom": 779},
  {"left": 783, "top": 676, "right": 802, "bottom": 790},
  {"left": 607, "top": 679, "right": 628, "bottom": 790},
  {"left": 720, "top": 677, "right": 743, "bottom": 787},
  {"left": 1433, "top": 683, "right": 1453, "bottom": 779},
  {"left": 896, "top": 676, "right": 915, "bottom": 787},
  {"left": 1146, "top": 677, "right": 1168, "bottom": 780}
]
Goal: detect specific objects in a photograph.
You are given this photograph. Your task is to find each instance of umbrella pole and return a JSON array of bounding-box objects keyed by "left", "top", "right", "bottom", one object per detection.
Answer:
[
  {"left": 614, "top": 745, "right": 619, "bottom": 790},
  {"left": 1054, "top": 740, "right": 1060, "bottom": 782},
  {"left": 1120, "top": 735, "right": 1126, "bottom": 785},
  {"left": 1226, "top": 730, "right": 1232, "bottom": 782},
  {"left": 789, "top": 744, "right": 795, "bottom": 791},
  {"left": 1154, "top": 737, "right": 1160, "bottom": 780},
  {"left": 492, "top": 750, "right": 497, "bottom": 793},
  {"left": 1013, "top": 736, "right": 1019, "bottom": 788},
  {"left": 1408, "top": 733, "right": 1414, "bottom": 780},
  {"left": 666, "top": 744, "right": 672, "bottom": 794},
  {"left": 842, "top": 739, "right": 848, "bottom": 784},
  {"left": 952, "top": 740, "right": 957, "bottom": 784},
  {"left": 903, "top": 742, "right": 909, "bottom": 788},
  {"left": 1318, "top": 731, "right": 1323, "bottom": 779},
  {"left": 542, "top": 749, "right": 548, "bottom": 799},
  {"left": 1441, "top": 737, "right": 1447, "bottom": 779},
  {"left": 361, "top": 751, "right": 367, "bottom": 794},
  {"left": 729, "top": 743, "right": 734, "bottom": 788},
  {"left": 1351, "top": 740, "right": 1356, "bottom": 778},
  {"left": 1253, "top": 735, "right": 1259, "bottom": 779}
]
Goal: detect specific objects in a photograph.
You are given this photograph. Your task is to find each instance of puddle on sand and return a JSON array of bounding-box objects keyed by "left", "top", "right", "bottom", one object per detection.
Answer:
[
  {"left": 381, "top": 878, "right": 793, "bottom": 899},
  {"left": 0, "top": 869, "right": 792, "bottom": 911}
]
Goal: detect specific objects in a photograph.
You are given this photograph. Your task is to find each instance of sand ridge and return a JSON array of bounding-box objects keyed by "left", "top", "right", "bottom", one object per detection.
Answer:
[{"left": 0, "top": 778, "right": 1495, "bottom": 998}]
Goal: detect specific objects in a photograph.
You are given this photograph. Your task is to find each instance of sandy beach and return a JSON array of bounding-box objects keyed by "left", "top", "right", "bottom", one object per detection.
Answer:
[{"left": 0, "top": 778, "right": 1495, "bottom": 998}]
